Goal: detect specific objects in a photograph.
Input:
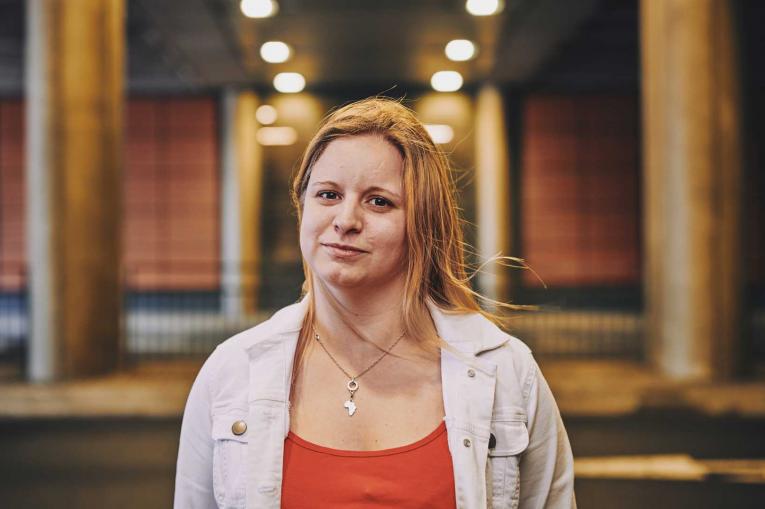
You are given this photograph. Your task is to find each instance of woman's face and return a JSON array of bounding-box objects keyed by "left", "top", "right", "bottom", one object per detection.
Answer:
[{"left": 299, "top": 134, "right": 407, "bottom": 291}]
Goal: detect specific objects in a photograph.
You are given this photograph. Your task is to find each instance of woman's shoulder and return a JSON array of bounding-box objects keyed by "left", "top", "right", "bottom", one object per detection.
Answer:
[
  {"left": 437, "top": 308, "right": 538, "bottom": 404},
  {"left": 432, "top": 305, "right": 533, "bottom": 359},
  {"left": 192, "top": 300, "right": 308, "bottom": 397},
  {"left": 472, "top": 315, "right": 541, "bottom": 415}
]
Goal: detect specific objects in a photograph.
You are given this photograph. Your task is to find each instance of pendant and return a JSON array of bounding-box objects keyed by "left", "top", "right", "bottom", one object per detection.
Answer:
[{"left": 344, "top": 379, "right": 359, "bottom": 416}]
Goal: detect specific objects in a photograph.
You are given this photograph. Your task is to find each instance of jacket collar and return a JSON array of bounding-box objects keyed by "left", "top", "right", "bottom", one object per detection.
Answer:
[{"left": 244, "top": 293, "right": 509, "bottom": 359}]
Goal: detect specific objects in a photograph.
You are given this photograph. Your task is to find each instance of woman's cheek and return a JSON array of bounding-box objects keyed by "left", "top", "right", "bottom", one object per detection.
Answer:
[{"left": 298, "top": 218, "right": 317, "bottom": 260}]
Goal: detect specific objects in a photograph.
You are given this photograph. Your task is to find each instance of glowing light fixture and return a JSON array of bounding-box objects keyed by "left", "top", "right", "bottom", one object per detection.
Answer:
[
  {"left": 431, "top": 71, "right": 463, "bottom": 92},
  {"left": 273, "top": 72, "right": 305, "bottom": 93},
  {"left": 424, "top": 124, "right": 455, "bottom": 144},
  {"left": 260, "top": 41, "right": 291, "bottom": 63},
  {"left": 240, "top": 0, "right": 278, "bottom": 19},
  {"left": 445, "top": 39, "right": 476, "bottom": 61},
  {"left": 256, "top": 105, "right": 278, "bottom": 125},
  {"left": 465, "top": 0, "right": 503, "bottom": 16},
  {"left": 256, "top": 126, "right": 298, "bottom": 146}
]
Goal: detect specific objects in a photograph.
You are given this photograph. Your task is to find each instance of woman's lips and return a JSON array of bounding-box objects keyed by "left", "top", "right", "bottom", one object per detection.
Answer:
[{"left": 321, "top": 243, "right": 368, "bottom": 259}]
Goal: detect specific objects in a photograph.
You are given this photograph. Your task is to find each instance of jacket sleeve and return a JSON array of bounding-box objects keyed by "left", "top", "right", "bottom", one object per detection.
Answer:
[
  {"left": 174, "top": 353, "right": 218, "bottom": 509},
  {"left": 519, "top": 358, "right": 577, "bottom": 509}
]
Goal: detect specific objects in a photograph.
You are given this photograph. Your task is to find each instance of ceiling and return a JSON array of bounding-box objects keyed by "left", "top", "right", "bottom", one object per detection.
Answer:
[{"left": 0, "top": 0, "right": 641, "bottom": 96}]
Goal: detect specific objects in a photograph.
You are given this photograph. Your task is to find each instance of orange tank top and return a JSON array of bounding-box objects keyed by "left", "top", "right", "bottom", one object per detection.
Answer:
[{"left": 281, "top": 420, "right": 457, "bottom": 508}]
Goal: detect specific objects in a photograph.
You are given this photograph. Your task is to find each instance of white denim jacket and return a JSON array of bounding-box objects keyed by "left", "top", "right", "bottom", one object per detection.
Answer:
[{"left": 174, "top": 296, "right": 576, "bottom": 509}]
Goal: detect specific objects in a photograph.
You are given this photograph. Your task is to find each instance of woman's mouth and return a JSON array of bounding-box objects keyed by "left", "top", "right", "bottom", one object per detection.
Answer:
[{"left": 321, "top": 243, "right": 368, "bottom": 259}]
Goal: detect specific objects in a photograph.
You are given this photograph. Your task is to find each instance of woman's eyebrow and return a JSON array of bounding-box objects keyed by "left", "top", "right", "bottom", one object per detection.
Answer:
[
  {"left": 365, "top": 186, "right": 401, "bottom": 201},
  {"left": 311, "top": 180, "right": 401, "bottom": 201},
  {"left": 310, "top": 180, "right": 339, "bottom": 188}
]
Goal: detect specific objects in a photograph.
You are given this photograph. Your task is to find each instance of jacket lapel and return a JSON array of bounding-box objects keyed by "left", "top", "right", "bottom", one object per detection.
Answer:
[{"left": 429, "top": 303, "right": 505, "bottom": 509}]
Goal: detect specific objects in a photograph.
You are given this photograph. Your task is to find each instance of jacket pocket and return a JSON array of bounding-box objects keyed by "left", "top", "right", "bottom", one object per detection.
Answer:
[
  {"left": 212, "top": 414, "right": 249, "bottom": 509},
  {"left": 488, "top": 418, "right": 529, "bottom": 509}
]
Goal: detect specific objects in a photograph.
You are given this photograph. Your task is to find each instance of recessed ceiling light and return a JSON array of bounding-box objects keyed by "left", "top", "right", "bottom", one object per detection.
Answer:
[
  {"left": 240, "top": 0, "right": 278, "bottom": 19},
  {"left": 260, "top": 41, "right": 291, "bottom": 63},
  {"left": 465, "top": 0, "right": 503, "bottom": 16},
  {"left": 424, "top": 124, "right": 455, "bottom": 144},
  {"left": 256, "top": 105, "right": 278, "bottom": 125},
  {"left": 273, "top": 72, "right": 305, "bottom": 93},
  {"left": 445, "top": 39, "right": 476, "bottom": 61},
  {"left": 431, "top": 71, "right": 463, "bottom": 92},
  {"left": 256, "top": 126, "right": 298, "bottom": 146}
]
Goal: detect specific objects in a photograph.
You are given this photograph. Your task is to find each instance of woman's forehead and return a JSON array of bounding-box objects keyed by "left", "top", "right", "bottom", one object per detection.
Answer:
[{"left": 310, "top": 134, "right": 404, "bottom": 186}]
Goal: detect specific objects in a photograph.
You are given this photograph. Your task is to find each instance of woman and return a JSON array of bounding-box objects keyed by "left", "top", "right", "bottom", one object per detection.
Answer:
[{"left": 175, "top": 98, "right": 576, "bottom": 508}]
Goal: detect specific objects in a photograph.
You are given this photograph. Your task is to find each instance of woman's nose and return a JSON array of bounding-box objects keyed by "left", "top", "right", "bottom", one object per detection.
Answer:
[{"left": 333, "top": 201, "right": 362, "bottom": 234}]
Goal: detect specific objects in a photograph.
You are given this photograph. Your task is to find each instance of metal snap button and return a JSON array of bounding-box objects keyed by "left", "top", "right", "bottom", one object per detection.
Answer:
[
  {"left": 467, "top": 368, "right": 476, "bottom": 378},
  {"left": 231, "top": 420, "right": 247, "bottom": 436},
  {"left": 463, "top": 438, "right": 471, "bottom": 448}
]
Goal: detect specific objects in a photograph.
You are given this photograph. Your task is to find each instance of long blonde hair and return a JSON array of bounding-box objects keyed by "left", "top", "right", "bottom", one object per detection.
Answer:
[{"left": 290, "top": 97, "right": 521, "bottom": 390}]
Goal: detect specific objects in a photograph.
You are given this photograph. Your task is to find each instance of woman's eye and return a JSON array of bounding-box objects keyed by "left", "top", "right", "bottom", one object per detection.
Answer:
[
  {"left": 317, "top": 191, "right": 340, "bottom": 200},
  {"left": 369, "top": 196, "right": 391, "bottom": 208}
]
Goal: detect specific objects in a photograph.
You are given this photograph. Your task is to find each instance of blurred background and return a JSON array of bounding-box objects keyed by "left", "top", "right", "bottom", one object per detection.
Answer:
[{"left": 0, "top": 0, "right": 764, "bottom": 507}]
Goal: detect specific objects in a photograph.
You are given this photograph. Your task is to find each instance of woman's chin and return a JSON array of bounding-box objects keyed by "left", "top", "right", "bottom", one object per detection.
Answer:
[
  {"left": 313, "top": 266, "right": 372, "bottom": 290},
  {"left": 322, "top": 272, "right": 366, "bottom": 289}
]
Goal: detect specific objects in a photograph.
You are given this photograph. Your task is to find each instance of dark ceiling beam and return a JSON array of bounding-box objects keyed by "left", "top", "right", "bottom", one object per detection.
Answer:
[
  {"left": 133, "top": 0, "right": 248, "bottom": 88},
  {"left": 493, "top": 0, "right": 601, "bottom": 83},
  {"left": 0, "top": 0, "right": 23, "bottom": 96}
]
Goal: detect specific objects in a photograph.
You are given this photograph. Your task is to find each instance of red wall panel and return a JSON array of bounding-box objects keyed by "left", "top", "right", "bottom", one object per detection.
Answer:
[
  {"left": 124, "top": 98, "right": 220, "bottom": 290},
  {"left": 521, "top": 95, "right": 641, "bottom": 287},
  {"left": 0, "top": 100, "right": 25, "bottom": 291},
  {"left": 1, "top": 97, "right": 221, "bottom": 293}
]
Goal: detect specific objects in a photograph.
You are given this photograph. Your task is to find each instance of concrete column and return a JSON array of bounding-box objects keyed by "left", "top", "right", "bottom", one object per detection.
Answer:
[
  {"left": 220, "top": 89, "right": 263, "bottom": 317},
  {"left": 641, "top": 0, "right": 744, "bottom": 380},
  {"left": 25, "top": 0, "right": 125, "bottom": 380},
  {"left": 475, "top": 84, "right": 511, "bottom": 304}
]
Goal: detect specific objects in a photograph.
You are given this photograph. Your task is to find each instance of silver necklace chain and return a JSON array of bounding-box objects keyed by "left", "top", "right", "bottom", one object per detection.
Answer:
[
  {"left": 313, "top": 326, "right": 406, "bottom": 416},
  {"left": 313, "top": 327, "right": 406, "bottom": 381}
]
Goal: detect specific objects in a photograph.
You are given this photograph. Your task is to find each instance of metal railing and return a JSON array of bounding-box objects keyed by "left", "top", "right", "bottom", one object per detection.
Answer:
[
  {"left": 3, "top": 264, "right": 765, "bottom": 374},
  {"left": 506, "top": 308, "right": 644, "bottom": 359},
  {"left": 125, "top": 288, "right": 270, "bottom": 358},
  {"left": 0, "top": 264, "right": 26, "bottom": 378},
  {"left": 122, "top": 261, "right": 302, "bottom": 359}
]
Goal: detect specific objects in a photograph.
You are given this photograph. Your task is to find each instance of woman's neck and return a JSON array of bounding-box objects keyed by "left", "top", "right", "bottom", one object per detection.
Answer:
[{"left": 311, "top": 275, "right": 408, "bottom": 357}]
